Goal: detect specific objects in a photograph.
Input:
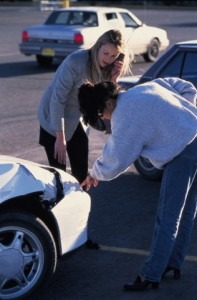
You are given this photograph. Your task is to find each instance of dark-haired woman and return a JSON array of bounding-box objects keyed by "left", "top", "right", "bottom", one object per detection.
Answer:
[{"left": 78, "top": 78, "right": 197, "bottom": 291}]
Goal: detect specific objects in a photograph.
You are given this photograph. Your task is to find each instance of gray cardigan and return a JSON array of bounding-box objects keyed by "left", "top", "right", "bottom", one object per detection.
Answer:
[
  {"left": 38, "top": 49, "right": 90, "bottom": 141},
  {"left": 90, "top": 78, "right": 197, "bottom": 181}
]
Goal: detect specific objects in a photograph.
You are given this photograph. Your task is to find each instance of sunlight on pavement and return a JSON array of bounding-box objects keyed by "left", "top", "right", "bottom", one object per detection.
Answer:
[{"left": 100, "top": 245, "right": 197, "bottom": 262}]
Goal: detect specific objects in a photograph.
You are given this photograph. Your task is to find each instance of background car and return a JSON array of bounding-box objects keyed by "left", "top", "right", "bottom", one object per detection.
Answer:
[
  {"left": 0, "top": 155, "right": 90, "bottom": 300},
  {"left": 19, "top": 6, "right": 169, "bottom": 66},
  {"left": 119, "top": 40, "right": 197, "bottom": 180}
]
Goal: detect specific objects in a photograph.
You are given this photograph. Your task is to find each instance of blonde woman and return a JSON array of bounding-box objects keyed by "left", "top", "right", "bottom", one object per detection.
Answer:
[{"left": 38, "top": 29, "right": 130, "bottom": 184}]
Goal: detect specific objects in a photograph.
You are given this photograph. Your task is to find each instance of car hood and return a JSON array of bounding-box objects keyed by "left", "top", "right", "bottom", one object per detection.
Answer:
[{"left": 0, "top": 155, "right": 79, "bottom": 203}]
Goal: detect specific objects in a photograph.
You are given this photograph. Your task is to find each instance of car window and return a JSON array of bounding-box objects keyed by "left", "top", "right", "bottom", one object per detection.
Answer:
[
  {"left": 45, "top": 11, "right": 98, "bottom": 26},
  {"left": 158, "top": 51, "right": 185, "bottom": 77},
  {"left": 105, "top": 12, "right": 119, "bottom": 27},
  {"left": 181, "top": 52, "right": 197, "bottom": 87},
  {"left": 83, "top": 12, "right": 98, "bottom": 26},
  {"left": 45, "top": 11, "right": 69, "bottom": 24},
  {"left": 119, "top": 12, "right": 138, "bottom": 27}
]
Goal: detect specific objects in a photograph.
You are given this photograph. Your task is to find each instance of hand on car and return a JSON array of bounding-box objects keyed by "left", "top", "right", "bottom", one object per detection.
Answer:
[{"left": 81, "top": 174, "right": 99, "bottom": 191}]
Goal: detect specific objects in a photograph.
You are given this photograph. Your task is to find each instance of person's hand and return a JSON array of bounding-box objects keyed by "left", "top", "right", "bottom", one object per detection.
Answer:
[
  {"left": 54, "top": 133, "right": 67, "bottom": 165},
  {"left": 81, "top": 174, "right": 99, "bottom": 191},
  {"left": 111, "top": 59, "right": 124, "bottom": 83}
]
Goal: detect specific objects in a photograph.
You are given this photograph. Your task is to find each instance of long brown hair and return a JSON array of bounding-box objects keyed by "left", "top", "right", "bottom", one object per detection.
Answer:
[{"left": 89, "top": 29, "right": 131, "bottom": 83}]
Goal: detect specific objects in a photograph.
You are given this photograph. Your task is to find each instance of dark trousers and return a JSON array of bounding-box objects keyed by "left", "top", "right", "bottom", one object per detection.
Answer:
[{"left": 39, "top": 123, "right": 88, "bottom": 184}]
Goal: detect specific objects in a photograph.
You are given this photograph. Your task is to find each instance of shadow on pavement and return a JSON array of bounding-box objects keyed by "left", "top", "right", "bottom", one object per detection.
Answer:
[
  {"left": 29, "top": 172, "right": 197, "bottom": 300},
  {"left": 0, "top": 61, "right": 58, "bottom": 78}
]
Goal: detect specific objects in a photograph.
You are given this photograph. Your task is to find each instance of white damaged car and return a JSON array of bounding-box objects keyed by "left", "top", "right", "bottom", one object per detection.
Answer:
[{"left": 0, "top": 155, "right": 91, "bottom": 300}]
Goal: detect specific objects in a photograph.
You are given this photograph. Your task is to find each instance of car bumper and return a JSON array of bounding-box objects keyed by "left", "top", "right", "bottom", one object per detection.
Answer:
[
  {"left": 19, "top": 42, "right": 83, "bottom": 57},
  {"left": 51, "top": 189, "right": 91, "bottom": 255},
  {"left": 0, "top": 156, "right": 91, "bottom": 256}
]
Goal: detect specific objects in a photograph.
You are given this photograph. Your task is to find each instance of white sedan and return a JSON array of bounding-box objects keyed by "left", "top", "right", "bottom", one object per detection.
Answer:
[
  {"left": 0, "top": 155, "right": 90, "bottom": 300},
  {"left": 19, "top": 6, "right": 169, "bottom": 66}
]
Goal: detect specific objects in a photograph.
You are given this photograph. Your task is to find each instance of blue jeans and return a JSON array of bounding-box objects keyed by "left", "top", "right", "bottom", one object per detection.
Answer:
[{"left": 141, "top": 137, "right": 197, "bottom": 282}]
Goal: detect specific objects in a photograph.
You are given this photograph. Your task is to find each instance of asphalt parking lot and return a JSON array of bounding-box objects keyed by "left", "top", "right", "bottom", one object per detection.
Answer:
[
  {"left": 0, "top": 5, "right": 197, "bottom": 300},
  {"left": 29, "top": 167, "right": 197, "bottom": 300}
]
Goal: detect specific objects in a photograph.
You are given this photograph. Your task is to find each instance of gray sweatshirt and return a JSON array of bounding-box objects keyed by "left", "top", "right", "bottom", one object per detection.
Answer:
[
  {"left": 90, "top": 78, "right": 197, "bottom": 181},
  {"left": 37, "top": 49, "right": 90, "bottom": 141}
]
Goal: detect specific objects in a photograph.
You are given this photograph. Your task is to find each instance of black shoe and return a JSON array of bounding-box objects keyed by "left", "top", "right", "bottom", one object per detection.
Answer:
[
  {"left": 162, "top": 266, "right": 181, "bottom": 280},
  {"left": 85, "top": 239, "right": 100, "bottom": 250},
  {"left": 124, "top": 275, "right": 159, "bottom": 291}
]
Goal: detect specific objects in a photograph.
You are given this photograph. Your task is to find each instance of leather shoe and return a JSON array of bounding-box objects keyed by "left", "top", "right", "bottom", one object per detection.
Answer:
[
  {"left": 124, "top": 275, "right": 159, "bottom": 291},
  {"left": 162, "top": 266, "right": 181, "bottom": 280},
  {"left": 85, "top": 239, "right": 100, "bottom": 249}
]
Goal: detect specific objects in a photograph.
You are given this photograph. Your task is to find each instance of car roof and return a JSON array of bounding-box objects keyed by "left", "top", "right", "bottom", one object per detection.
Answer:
[
  {"left": 176, "top": 40, "right": 197, "bottom": 46},
  {"left": 55, "top": 6, "right": 129, "bottom": 13}
]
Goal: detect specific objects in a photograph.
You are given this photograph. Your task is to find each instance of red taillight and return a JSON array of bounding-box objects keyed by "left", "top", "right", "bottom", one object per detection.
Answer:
[
  {"left": 22, "top": 31, "right": 29, "bottom": 42},
  {"left": 74, "top": 33, "right": 83, "bottom": 44}
]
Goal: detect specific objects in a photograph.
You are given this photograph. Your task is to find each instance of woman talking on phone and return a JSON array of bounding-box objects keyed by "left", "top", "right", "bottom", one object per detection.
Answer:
[{"left": 38, "top": 29, "right": 130, "bottom": 184}]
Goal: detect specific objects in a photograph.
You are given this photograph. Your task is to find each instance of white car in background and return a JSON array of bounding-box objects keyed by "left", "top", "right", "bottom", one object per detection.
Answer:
[
  {"left": 19, "top": 6, "right": 169, "bottom": 66},
  {"left": 0, "top": 155, "right": 90, "bottom": 300}
]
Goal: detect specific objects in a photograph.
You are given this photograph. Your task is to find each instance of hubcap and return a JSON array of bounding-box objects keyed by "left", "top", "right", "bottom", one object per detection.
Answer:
[
  {"left": 0, "top": 226, "right": 44, "bottom": 299},
  {"left": 0, "top": 248, "right": 23, "bottom": 277}
]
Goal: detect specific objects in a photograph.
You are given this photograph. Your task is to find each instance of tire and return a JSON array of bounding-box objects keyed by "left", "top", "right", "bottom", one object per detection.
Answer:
[
  {"left": 143, "top": 38, "right": 160, "bottom": 62},
  {"left": 0, "top": 211, "right": 57, "bottom": 300},
  {"left": 36, "top": 55, "right": 53, "bottom": 67},
  {"left": 134, "top": 156, "right": 163, "bottom": 181}
]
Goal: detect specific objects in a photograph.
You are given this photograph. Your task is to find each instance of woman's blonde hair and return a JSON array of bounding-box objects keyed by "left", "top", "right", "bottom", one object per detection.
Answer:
[{"left": 89, "top": 29, "right": 131, "bottom": 83}]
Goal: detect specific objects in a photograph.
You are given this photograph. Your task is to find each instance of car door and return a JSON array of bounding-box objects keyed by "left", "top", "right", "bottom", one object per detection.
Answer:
[
  {"left": 102, "top": 11, "right": 124, "bottom": 30},
  {"left": 180, "top": 51, "right": 197, "bottom": 88},
  {"left": 157, "top": 49, "right": 197, "bottom": 88},
  {"left": 101, "top": 11, "right": 146, "bottom": 56},
  {"left": 118, "top": 12, "right": 149, "bottom": 55}
]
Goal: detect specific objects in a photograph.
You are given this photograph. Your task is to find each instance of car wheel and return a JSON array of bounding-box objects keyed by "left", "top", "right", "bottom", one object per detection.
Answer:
[
  {"left": 36, "top": 55, "right": 53, "bottom": 66},
  {"left": 0, "top": 211, "right": 57, "bottom": 300},
  {"left": 134, "top": 156, "right": 163, "bottom": 181},
  {"left": 143, "top": 38, "right": 160, "bottom": 62}
]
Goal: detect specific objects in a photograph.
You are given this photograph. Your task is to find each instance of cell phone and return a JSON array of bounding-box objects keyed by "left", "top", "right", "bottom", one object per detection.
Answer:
[{"left": 116, "top": 53, "right": 125, "bottom": 62}]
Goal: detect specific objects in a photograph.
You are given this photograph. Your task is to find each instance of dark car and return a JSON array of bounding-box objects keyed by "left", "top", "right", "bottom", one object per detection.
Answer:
[{"left": 118, "top": 40, "right": 197, "bottom": 180}]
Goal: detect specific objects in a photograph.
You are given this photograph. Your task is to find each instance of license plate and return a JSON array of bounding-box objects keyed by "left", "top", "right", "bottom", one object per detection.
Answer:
[{"left": 41, "top": 48, "right": 55, "bottom": 56}]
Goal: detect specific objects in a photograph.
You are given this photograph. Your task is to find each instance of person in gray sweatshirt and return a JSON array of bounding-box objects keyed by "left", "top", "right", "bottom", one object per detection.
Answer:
[
  {"left": 37, "top": 29, "right": 131, "bottom": 184},
  {"left": 78, "top": 77, "right": 197, "bottom": 291}
]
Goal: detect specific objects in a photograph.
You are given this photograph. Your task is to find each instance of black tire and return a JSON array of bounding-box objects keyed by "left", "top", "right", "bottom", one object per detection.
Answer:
[
  {"left": 36, "top": 55, "right": 53, "bottom": 67},
  {"left": 143, "top": 38, "right": 160, "bottom": 62},
  {"left": 134, "top": 156, "right": 163, "bottom": 181},
  {"left": 0, "top": 211, "right": 57, "bottom": 300}
]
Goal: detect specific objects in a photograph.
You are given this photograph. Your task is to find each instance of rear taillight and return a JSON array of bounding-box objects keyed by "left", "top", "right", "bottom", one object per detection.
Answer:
[
  {"left": 74, "top": 33, "right": 83, "bottom": 44},
  {"left": 22, "top": 31, "right": 29, "bottom": 42}
]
